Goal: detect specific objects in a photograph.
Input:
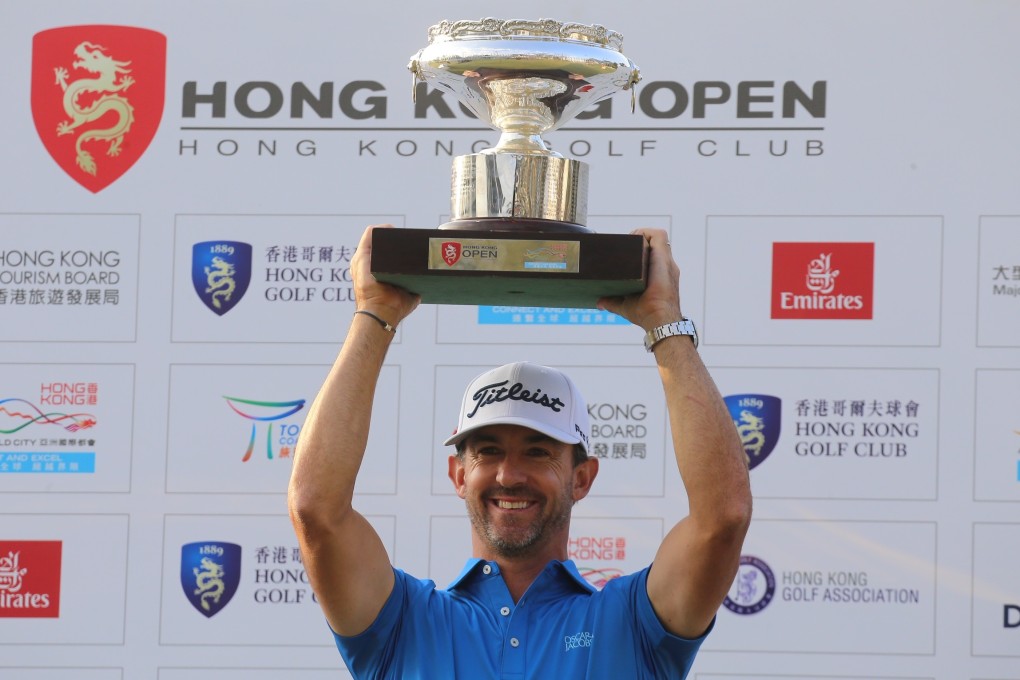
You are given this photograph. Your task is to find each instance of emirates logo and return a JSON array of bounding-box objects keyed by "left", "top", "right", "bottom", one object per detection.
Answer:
[{"left": 771, "top": 242, "right": 874, "bottom": 320}]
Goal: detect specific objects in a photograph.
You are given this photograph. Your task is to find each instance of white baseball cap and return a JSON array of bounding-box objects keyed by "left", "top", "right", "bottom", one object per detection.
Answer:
[{"left": 444, "top": 362, "right": 590, "bottom": 453}]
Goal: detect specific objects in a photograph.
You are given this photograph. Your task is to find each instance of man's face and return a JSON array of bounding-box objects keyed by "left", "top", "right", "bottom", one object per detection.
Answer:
[{"left": 450, "top": 424, "right": 595, "bottom": 560}]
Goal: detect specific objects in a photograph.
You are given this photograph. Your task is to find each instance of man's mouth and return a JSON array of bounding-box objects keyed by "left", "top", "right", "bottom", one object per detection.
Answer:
[{"left": 494, "top": 499, "right": 533, "bottom": 510}]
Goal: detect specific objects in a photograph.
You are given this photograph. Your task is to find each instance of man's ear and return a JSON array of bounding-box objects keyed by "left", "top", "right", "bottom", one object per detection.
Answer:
[
  {"left": 571, "top": 457, "right": 599, "bottom": 502},
  {"left": 448, "top": 454, "right": 467, "bottom": 499}
]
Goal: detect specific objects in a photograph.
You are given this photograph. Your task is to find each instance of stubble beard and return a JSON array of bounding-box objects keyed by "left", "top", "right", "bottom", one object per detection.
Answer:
[{"left": 467, "top": 484, "right": 574, "bottom": 559}]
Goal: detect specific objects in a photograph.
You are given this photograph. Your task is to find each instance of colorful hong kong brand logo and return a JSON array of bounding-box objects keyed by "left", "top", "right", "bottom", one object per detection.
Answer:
[
  {"left": 192, "top": 241, "right": 252, "bottom": 316},
  {"left": 224, "top": 397, "right": 306, "bottom": 462},
  {"left": 570, "top": 535, "right": 626, "bottom": 589},
  {"left": 0, "top": 387, "right": 98, "bottom": 474},
  {"left": 0, "top": 541, "right": 62, "bottom": 618},
  {"left": 723, "top": 555, "right": 775, "bottom": 615},
  {"left": 771, "top": 242, "right": 874, "bottom": 320},
  {"left": 180, "top": 541, "right": 241, "bottom": 618},
  {"left": 31, "top": 25, "right": 166, "bottom": 193},
  {"left": 724, "top": 394, "right": 781, "bottom": 470},
  {"left": 440, "top": 241, "right": 462, "bottom": 267}
]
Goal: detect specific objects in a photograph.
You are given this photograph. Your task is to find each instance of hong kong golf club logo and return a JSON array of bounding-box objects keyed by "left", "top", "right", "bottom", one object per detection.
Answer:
[
  {"left": 180, "top": 541, "right": 241, "bottom": 618},
  {"left": 31, "top": 25, "right": 166, "bottom": 193},
  {"left": 192, "top": 241, "right": 252, "bottom": 316},
  {"left": 724, "top": 394, "right": 781, "bottom": 470}
]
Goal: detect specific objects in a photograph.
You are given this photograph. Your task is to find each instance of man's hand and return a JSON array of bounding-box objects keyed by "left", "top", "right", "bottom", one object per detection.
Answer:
[
  {"left": 352, "top": 224, "right": 421, "bottom": 326},
  {"left": 596, "top": 228, "right": 682, "bottom": 331}
]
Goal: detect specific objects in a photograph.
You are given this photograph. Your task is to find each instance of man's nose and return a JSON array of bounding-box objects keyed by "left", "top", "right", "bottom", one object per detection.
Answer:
[{"left": 495, "top": 456, "right": 527, "bottom": 487}]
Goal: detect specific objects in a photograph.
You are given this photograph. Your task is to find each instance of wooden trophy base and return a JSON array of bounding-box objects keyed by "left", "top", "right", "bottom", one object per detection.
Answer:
[{"left": 371, "top": 223, "right": 647, "bottom": 308}]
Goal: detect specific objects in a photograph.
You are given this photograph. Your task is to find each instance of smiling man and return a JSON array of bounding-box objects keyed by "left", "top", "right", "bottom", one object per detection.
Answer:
[{"left": 288, "top": 225, "right": 752, "bottom": 679}]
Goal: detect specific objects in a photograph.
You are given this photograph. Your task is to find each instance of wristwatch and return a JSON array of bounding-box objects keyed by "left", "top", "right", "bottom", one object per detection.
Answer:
[{"left": 644, "top": 318, "right": 699, "bottom": 352}]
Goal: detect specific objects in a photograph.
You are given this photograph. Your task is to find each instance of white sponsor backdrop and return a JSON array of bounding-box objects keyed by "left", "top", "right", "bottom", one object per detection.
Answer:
[{"left": 1, "top": 1, "right": 1018, "bottom": 679}]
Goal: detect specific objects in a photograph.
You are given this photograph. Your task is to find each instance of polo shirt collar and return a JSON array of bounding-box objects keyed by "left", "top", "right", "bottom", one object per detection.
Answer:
[{"left": 447, "top": 558, "right": 597, "bottom": 595}]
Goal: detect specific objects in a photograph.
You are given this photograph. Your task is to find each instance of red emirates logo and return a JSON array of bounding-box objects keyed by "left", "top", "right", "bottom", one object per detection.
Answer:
[
  {"left": 31, "top": 25, "right": 166, "bottom": 193},
  {"left": 440, "top": 241, "right": 462, "bottom": 266},
  {"left": 0, "top": 541, "right": 62, "bottom": 618},
  {"left": 771, "top": 242, "right": 874, "bottom": 319}
]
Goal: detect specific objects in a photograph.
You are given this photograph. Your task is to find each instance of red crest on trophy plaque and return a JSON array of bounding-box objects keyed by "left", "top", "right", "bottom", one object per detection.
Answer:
[
  {"left": 31, "top": 25, "right": 166, "bottom": 193},
  {"left": 440, "top": 241, "right": 462, "bottom": 266}
]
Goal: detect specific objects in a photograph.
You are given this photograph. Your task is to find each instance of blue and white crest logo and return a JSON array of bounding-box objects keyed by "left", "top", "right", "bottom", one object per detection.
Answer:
[
  {"left": 723, "top": 555, "right": 775, "bottom": 615},
  {"left": 192, "top": 241, "right": 252, "bottom": 316},
  {"left": 180, "top": 541, "right": 242, "bottom": 618},
  {"left": 724, "top": 394, "right": 781, "bottom": 470}
]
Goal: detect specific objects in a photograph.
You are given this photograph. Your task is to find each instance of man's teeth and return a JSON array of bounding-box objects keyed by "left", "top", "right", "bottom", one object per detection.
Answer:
[{"left": 497, "top": 500, "right": 530, "bottom": 509}]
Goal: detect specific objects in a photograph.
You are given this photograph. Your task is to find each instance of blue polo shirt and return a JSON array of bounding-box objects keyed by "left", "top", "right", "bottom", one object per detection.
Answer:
[{"left": 333, "top": 559, "right": 711, "bottom": 679}]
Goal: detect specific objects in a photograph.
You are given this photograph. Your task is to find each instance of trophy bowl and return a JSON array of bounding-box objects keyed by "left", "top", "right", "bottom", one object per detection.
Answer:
[
  {"left": 371, "top": 18, "right": 648, "bottom": 307},
  {"left": 409, "top": 18, "right": 641, "bottom": 232}
]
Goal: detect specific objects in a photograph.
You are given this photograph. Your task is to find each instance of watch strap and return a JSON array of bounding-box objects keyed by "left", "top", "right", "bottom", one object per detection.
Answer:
[{"left": 644, "top": 318, "right": 699, "bottom": 352}]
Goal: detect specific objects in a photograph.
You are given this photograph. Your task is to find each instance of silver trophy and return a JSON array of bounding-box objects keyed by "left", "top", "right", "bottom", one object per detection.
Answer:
[
  {"left": 372, "top": 18, "right": 647, "bottom": 306},
  {"left": 410, "top": 18, "right": 640, "bottom": 232}
]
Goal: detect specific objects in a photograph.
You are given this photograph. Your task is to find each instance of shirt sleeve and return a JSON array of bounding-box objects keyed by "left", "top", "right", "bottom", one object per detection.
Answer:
[
  {"left": 330, "top": 566, "right": 413, "bottom": 678},
  {"left": 619, "top": 566, "right": 714, "bottom": 676}
]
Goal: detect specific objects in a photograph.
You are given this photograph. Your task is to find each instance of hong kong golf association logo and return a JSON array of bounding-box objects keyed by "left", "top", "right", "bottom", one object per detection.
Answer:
[
  {"left": 724, "top": 394, "right": 781, "bottom": 470},
  {"left": 31, "top": 25, "right": 166, "bottom": 193},
  {"left": 180, "top": 541, "right": 241, "bottom": 618},
  {"left": 723, "top": 555, "right": 775, "bottom": 615}
]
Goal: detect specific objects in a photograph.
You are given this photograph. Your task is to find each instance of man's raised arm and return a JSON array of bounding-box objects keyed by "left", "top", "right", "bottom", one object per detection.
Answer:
[
  {"left": 288, "top": 225, "right": 420, "bottom": 636},
  {"left": 598, "top": 228, "right": 752, "bottom": 640}
]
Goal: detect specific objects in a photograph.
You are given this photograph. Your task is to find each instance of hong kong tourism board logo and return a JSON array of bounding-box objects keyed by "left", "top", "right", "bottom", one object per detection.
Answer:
[
  {"left": 192, "top": 241, "right": 252, "bottom": 316},
  {"left": 724, "top": 394, "right": 781, "bottom": 470},
  {"left": 180, "top": 541, "right": 241, "bottom": 618},
  {"left": 771, "top": 242, "right": 874, "bottom": 320},
  {"left": 31, "top": 25, "right": 166, "bottom": 193},
  {"left": 723, "top": 555, "right": 776, "bottom": 615}
]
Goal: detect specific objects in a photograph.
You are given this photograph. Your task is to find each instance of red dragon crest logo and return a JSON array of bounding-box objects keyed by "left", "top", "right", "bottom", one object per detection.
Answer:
[
  {"left": 440, "top": 241, "right": 462, "bottom": 267},
  {"left": 31, "top": 25, "right": 166, "bottom": 193}
]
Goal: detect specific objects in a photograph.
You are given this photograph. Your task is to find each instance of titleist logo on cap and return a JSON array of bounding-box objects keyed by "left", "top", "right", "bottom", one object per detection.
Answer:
[{"left": 466, "top": 380, "right": 565, "bottom": 419}]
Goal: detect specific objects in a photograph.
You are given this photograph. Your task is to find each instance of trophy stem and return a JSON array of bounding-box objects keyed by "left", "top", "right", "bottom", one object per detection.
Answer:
[{"left": 489, "top": 131, "right": 559, "bottom": 156}]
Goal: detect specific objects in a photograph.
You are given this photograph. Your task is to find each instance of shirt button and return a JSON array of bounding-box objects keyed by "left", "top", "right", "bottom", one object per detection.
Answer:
[
  {"left": 482, "top": 564, "right": 492, "bottom": 575},
  {"left": 510, "top": 637, "right": 520, "bottom": 648},
  {"left": 500, "top": 606, "right": 510, "bottom": 616}
]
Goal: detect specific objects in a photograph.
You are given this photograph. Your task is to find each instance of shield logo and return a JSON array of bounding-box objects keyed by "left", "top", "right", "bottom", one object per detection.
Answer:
[
  {"left": 724, "top": 394, "right": 782, "bottom": 470},
  {"left": 31, "top": 25, "right": 167, "bottom": 193},
  {"left": 192, "top": 241, "right": 252, "bottom": 316},
  {"left": 440, "top": 241, "right": 462, "bottom": 266},
  {"left": 180, "top": 541, "right": 241, "bottom": 618}
]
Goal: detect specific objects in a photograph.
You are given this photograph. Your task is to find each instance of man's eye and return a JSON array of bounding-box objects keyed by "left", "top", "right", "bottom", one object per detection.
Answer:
[{"left": 528, "top": 449, "right": 551, "bottom": 457}]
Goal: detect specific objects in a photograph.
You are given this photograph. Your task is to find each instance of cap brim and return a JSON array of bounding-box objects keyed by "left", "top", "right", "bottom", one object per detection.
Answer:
[{"left": 443, "top": 415, "right": 583, "bottom": 449}]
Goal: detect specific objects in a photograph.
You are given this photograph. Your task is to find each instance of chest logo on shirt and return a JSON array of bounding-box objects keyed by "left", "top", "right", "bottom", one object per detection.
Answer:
[{"left": 564, "top": 631, "right": 594, "bottom": 651}]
